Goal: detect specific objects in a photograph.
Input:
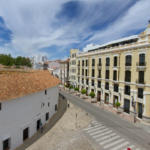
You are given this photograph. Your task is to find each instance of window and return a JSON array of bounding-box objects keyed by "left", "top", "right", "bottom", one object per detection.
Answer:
[
  {"left": 46, "top": 112, "right": 49, "bottom": 121},
  {"left": 113, "top": 70, "right": 117, "bottom": 81},
  {"left": 82, "top": 69, "right": 84, "bottom": 76},
  {"left": 138, "top": 88, "right": 143, "bottom": 99},
  {"left": 98, "top": 81, "right": 101, "bottom": 88},
  {"left": 45, "top": 90, "right": 47, "bottom": 95},
  {"left": 78, "top": 61, "right": 80, "bottom": 66},
  {"left": 86, "top": 60, "right": 88, "bottom": 66},
  {"left": 106, "top": 57, "right": 110, "bottom": 66},
  {"left": 78, "top": 78, "right": 79, "bottom": 83},
  {"left": 92, "top": 69, "right": 95, "bottom": 77},
  {"left": 0, "top": 103, "right": 1, "bottom": 110},
  {"left": 125, "top": 85, "right": 130, "bottom": 95},
  {"left": 92, "top": 80, "right": 94, "bottom": 86},
  {"left": 125, "top": 71, "right": 131, "bottom": 82},
  {"left": 85, "top": 69, "right": 87, "bottom": 76},
  {"left": 105, "top": 70, "right": 109, "bottom": 79},
  {"left": 114, "top": 84, "right": 118, "bottom": 92},
  {"left": 82, "top": 60, "right": 84, "bottom": 66},
  {"left": 114, "top": 56, "right": 117, "bottom": 67},
  {"left": 98, "top": 58, "right": 101, "bottom": 66},
  {"left": 139, "top": 54, "right": 145, "bottom": 66},
  {"left": 92, "top": 59, "right": 95, "bottom": 66},
  {"left": 105, "top": 82, "right": 109, "bottom": 90},
  {"left": 82, "top": 78, "right": 84, "bottom": 84},
  {"left": 125, "top": 55, "right": 132, "bottom": 66},
  {"left": 98, "top": 70, "right": 101, "bottom": 78},
  {"left": 86, "top": 79, "right": 89, "bottom": 85},
  {"left": 139, "top": 71, "right": 144, "bottom": 84},
  {"left": 48, "top": 102, "right": 50, "bottom": 107}
]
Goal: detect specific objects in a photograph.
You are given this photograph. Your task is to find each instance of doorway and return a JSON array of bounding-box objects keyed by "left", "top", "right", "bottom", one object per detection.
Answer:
[
  {"left": 97, "top": 91, "right": 101, "bottom": 102},
  {"left": 113, "top": 96, "right": 118, "bottom": 108},
  {"left": 37, "top": 119, "right": 41, "bottom": 130},
  {"left": 124, "top": 99, "right": 130, "bottom": 114},
  {"left": 3, "top": 138, "right": 10, "bottom": 150},
  {"left": 105, "top": 93, "right": 109, "bottom": 104},
  {"left": 138, "top": 103, "right": 142, "bottom": 119},
  {"left": 55, "top": 104, "right": 57, "bottom": 111},
  {"left": 23, "top": 127, "right": 29, "bottom": 141},
  {"left": 86, "top": 87, "right": 88, "bottom": 96}
]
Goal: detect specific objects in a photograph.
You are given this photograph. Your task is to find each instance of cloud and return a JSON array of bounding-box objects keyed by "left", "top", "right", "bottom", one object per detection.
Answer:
[{"left": 0, "top": 0, "right": 149, "bottom": 59}]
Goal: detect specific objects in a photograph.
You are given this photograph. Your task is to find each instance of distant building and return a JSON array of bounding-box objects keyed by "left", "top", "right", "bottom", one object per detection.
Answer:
[
  {"left": 60, "top": 59, "right": 70, "bottom": 85},
  {"left": 0, "top": 69, "right": 60, "bottom": 150}
]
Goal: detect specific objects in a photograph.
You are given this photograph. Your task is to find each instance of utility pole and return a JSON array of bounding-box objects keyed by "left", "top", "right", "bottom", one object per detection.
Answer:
[{"left": 76, "top": 113, "right": 77, "bottom": 128}]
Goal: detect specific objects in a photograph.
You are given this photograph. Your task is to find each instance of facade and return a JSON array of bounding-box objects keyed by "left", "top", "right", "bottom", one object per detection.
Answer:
[
  {"left": 0, "top": 70, "right": 60, "bottom": 150},
  {"left": 60, "top": 59, "right": 70, "bottom": 85},
  {"left": 53, "top": 67, "right": 60, "bottom": 78},
  {"left": 70, "top": 22, "right": 150, "bottom": 123}
]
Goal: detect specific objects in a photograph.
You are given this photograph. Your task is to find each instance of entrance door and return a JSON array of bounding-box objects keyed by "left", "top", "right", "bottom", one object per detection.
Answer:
[
  {"left": 55, "top": 104, "right": 57, "bottom": 111},
  {"left": 86, "top": 87, "right": 88, "bottom": 96},
  {"left": 124, "top": 99, "right": 130, "bottom": 114},
  {"left": 3, "top": 139, "right": 10, "bottom": 150},
  {"left": 97, "top": 91, "right": 101, "bottom": 102},
  {"left": 105, "top": 93, "right": 109, "bottom": 104},
  {"left": 23, "top": 127, "right": 29, "bottom": 141},
  {"left": 138, "top": 103, "right": 143, "bottom": 119},
  {"left": 37, "top": 119, "right": 41, "bottom": 130},
  {"left": 113, "top": 96, "right": 118, "bottom": 108}
]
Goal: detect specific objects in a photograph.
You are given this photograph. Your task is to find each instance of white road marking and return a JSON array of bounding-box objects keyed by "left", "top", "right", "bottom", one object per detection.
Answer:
[
  {"left": 103, "top": 138, "right": 124, "bottom": 149},
  {"left": 96, "top": 133, "right": 116, "bottom": 142},
  {"left": 110, "top": 141, "right": 129, "bottom": 150},
  {"left": 99, "top": 135, "right": 120, "bottom": 145},
  {"left": 90, "top": 128, "right": 109, "bottom": 136},
  {"left": 84, "top": 124, "right": 102, "bottom": 131},
  {"left": 87, "top": 126, "right": 105, "bottom": 133},
  {"left": 92, "top": 130, "right": 113, "bottom": 139}
]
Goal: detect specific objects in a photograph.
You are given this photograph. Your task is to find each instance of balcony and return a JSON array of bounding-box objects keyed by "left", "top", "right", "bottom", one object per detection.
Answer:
[
  {"left": 97, "top": 63, "right": 102, "bottom": 69},
  {"left": 136, "top": 62, "right": 146, "bottom": 70},
  {"left": 136, "top": 79, "right": 145, "bottom": 85},
  {"left": 77, "top": 64, "right": 80, "bottom": 68},
  {"left": 124, "top": 77, "right": 131, "bottom": 82}
]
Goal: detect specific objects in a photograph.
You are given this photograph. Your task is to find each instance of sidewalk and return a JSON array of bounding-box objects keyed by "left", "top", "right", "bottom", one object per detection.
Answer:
[
  {"left": 15, "top": 96, "right": 67, "bottom": 150},
  {"left": 26, "top": 100, "right": 94, "bottom": 150},
  {"left": 60, "top": 87, "right": 150, "bottom": 127}
]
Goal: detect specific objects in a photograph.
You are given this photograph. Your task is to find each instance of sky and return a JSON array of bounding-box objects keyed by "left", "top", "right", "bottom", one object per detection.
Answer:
[{"left": 0, "top": 0, "right": 150, "bottom": 60}]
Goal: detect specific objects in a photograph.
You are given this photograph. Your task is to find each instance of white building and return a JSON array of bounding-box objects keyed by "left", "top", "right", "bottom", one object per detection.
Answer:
[
  {"left": 31, "top": 55, "right": 45, "bottom": 69},
  {"left": 0, "top": 70, "right": 60, "bottom": 150},
  {"left": 53, "top": 67, "right": 60, "bottom": 78}
]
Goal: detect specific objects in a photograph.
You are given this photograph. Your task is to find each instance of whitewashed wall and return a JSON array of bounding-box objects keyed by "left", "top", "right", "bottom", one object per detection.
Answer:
[{"left": 0, "top": 85, "right": 59, "bottom": 150}]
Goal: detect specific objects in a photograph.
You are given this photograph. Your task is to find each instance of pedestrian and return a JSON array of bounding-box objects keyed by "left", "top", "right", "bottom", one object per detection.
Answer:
[{"left": 40, "top": 122, "right": 43, "bottom": 133}]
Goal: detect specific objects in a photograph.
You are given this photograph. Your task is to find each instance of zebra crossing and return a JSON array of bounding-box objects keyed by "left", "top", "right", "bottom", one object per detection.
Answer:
[{"left": 84, "top": 119, "right": 140, "bottom": 150}]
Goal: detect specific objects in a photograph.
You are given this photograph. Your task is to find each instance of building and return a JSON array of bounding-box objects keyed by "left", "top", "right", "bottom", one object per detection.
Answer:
[
  {"left": 53, "top": 67, "right": 60, "bottom": 78},
  {"left": 60, "top": 59, "right": 70, "bottom": 85},
  {"left": 0, "top": 69, "right": 60, "bottom": 150},
  {"left": 69, "top": 49, "right": 81, "bottom": 87},
  {"left": 31, "top": 55, "right": 44, "bottom": 69},
  {"left": 70, "top": 21, "right": 150, "bottom": 123}
]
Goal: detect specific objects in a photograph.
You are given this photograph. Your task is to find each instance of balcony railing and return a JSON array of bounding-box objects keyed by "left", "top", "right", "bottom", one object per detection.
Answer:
[
  {"left": 136, "top": 62, "right": 146, "bottom": 66},
  {"left": 92, "top": 64, "right": 95, "bottom": 67},
  {"left": 114, "top": 63, "right": 117, "bottom": 67},
  {"left": 97, "top": 75, "right": 101, "bottom": 78},
  {"left": 106, "top": 63, "right": 110, "bottom": 66},
  {"left": 136, "top": 79, "right": 145, "bottom": 84},
  {"left": 105, "top": 76, "right": 109, "bottom": 79},
  {"left": 125, "top": 63, "right": 131, "bottom": 66},
  {"left": 124, "top": 77, "right": 131, "bottom": 82},
  {"left": 97, "top": 63, "right": 102, "bottom": 66},
  {"left": 77, "top": 73, "right": 80, "bottom": 75}
]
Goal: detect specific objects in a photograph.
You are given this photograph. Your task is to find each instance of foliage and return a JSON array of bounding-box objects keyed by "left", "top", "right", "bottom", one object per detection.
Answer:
[
  {"left": 81, "top": 89, "right": 86, "bottom": 94},
  {"left": 74, "top": 87, "right": 79, "bottom": 91},
  {"left": 0, "top": 54, "right": 32, "bottom": 67},
  {"left": 65, "top": 85, "right": 69, "bottom": 88},
  {"left": 89, "top": 92, "right": 95, "bottom": 98},
  {"left": 69, "top": 85, "right": 73, "bottom": 89},
  {"left": 115, "top": 102, "right": 121, "bottom": 108}
]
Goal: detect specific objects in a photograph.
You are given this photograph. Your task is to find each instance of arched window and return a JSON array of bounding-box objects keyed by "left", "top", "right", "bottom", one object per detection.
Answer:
[
  {"left": 125, "top": 55, "right": 132, "bottom": 66},
  {"left": 139, "top": 54, "right": 145, "bottom": 66},
  {"left": 114, "top": 56, "right": 117, "bottom": 67},
  {"left": 106, "top": 57, "right": 110, "bottom": 66}
]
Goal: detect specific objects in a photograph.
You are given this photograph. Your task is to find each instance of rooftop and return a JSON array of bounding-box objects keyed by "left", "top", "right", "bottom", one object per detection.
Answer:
[{"left": 0, "top": 69, "right": 60, "bottom": 101}]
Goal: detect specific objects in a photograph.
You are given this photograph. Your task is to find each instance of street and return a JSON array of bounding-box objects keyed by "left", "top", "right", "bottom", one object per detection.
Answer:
[{"left": 60, "top": 90, "right": 150, "bottom": 150}]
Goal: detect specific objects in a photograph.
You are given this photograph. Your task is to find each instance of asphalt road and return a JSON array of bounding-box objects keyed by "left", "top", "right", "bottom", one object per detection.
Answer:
[{"left": 60, "top": 90, "right": 150, "bottom": 150}]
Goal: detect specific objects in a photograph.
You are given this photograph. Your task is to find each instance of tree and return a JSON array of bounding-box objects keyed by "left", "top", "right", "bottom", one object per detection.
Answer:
[{"left": 81, "top": 89, "right": 86, "bottom": 94}]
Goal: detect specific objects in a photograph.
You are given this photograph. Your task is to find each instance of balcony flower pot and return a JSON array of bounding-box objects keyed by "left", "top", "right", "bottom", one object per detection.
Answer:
[
  {"left": 115, "top": 102, "right": 121, "bottom": 114},
  {"left": 90, "top": 92, "right": 96, "bottom": 103},
  {"left": 81, "top": 89, "right": 87, "bottom": 98}
]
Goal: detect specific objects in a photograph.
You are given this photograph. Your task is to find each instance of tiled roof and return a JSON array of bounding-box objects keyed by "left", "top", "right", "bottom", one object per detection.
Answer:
[
  {"left": 60, "top": 59, "right": 70, "bottom": 63},
  {"left": 0, "top": 70, "right": 60, "bottom": 101}
]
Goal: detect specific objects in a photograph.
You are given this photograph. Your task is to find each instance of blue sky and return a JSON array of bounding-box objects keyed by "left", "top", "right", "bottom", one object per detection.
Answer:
[{"left": 0, "top": 0, "right": 150, "bottom": 60}]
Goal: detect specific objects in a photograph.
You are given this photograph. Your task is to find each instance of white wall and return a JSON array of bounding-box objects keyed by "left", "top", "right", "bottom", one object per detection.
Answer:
[{"left": 0, "top": 85, "right": 59, "bottom": 150}]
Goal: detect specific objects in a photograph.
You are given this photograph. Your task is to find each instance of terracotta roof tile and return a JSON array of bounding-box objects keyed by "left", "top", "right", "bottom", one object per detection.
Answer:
[{"left": 0, "top": 70, "right": 60, "bottom": 101}]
